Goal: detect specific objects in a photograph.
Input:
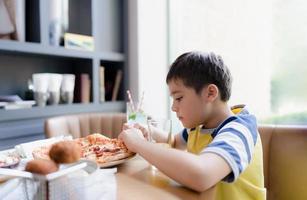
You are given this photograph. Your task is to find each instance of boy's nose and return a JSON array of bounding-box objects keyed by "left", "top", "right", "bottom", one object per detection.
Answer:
[{"left": 171, "top": 103, "right": 178, "bottom": 112}]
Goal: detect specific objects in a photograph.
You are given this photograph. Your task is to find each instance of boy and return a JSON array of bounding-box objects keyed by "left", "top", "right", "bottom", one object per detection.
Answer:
[{"left": 119, "top": 51, "right": 266, "bottom": 199}]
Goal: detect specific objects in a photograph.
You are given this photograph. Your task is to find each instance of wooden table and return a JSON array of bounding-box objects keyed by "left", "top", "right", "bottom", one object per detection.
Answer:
[{"left": 116, "top": 155, "right": 216, "bottom": 200}]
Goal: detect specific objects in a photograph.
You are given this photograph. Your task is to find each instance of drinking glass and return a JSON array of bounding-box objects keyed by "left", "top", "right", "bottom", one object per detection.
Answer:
[
  {"left": 126, "top": 102, "right": 147, "bottom": 125},
  {"left": 147, "top": 118, "right": 172, "bottom": 170},
  {"left": 147, "top": 118, "right": 172, "bottom": 145}
]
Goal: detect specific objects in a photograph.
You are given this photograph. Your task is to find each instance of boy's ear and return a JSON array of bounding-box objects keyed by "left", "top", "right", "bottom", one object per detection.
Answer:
[{"left": 202, "top": 84, "right": 219, "bottom": 102}]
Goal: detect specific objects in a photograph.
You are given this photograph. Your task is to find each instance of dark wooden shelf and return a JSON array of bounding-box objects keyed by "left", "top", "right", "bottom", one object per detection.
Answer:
[
  {"left": 0, "top": 0, "right": 126, "bottom": 150},
  {"left": 0, "top": 40, "right": 124, "bottom": 61},
  {"left": 0, "top": 101, "right": 125, "bottom": 122}
]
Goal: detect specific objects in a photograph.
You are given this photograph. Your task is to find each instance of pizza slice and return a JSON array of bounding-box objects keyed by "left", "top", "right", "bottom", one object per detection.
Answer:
[
  {"left": 78, "top": 133, "right": 134, "bottom": 165},
  {"left": 31, "top": 133, "right": 135, "bottom": 166}
]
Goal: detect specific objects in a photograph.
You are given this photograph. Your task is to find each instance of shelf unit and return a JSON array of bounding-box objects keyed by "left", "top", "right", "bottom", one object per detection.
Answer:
[
  {"left": 0, "top": 40, "right": 125, "bottom": 60},
  {"left": 0, "top": 0, "right": 127, "bottom": 150}
]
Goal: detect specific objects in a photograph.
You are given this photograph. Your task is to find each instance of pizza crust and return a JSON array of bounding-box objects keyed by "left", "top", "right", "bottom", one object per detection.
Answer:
[{"left": 96, "top": 151, "right": 134, "bottom": 164}]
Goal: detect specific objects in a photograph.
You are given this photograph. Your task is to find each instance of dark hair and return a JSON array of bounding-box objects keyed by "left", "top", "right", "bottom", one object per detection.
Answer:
[{"left": 166, "top": 51, "right": 232, "bottom": 101}]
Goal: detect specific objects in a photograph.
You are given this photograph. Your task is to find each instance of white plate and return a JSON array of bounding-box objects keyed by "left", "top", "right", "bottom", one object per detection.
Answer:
[
  {"left": 98, "top": 154, "right": 136, "bottom": 168},
  {"left": 0, "top": 152, "right": 20, "bottom": 168}
]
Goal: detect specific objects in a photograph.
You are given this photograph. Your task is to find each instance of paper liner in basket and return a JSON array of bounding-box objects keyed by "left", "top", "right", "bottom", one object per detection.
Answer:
[
  {"left": 0, "top": 160, "right": 117, "bottom": 200},
  {"left": 14, "top": 135, "right": 72, "bottom": 159}
]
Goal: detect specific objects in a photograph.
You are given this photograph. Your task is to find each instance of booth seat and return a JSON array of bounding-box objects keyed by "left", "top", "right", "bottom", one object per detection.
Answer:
[
  {"left": 45, "top": 114, "right": 307, "bottom": 200},
  {"left": 259, "top": 125, "right": 307, "bottom": 200},
  {"left": 45, "top": 112, "right": 126, "bottom": 139}
]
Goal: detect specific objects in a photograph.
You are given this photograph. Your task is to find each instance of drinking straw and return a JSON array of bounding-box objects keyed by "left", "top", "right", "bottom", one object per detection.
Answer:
[
  {"left": 126, "top": 90, "right": 135, "bottom": 112},
  {"left": 137, "top": 91, "right": 145, "bottom": 112}
]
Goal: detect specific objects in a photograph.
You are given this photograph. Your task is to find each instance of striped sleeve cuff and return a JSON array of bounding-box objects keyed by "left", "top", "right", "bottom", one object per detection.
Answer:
[{"left": 202, "top": 145, "right": 241, "bottom": 182}]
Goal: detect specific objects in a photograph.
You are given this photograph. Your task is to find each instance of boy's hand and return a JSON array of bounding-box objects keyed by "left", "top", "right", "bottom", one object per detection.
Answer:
[
  {"left": 118, "top": 127, "right": 146, "bottom": 152},
  {"left": 122, "top": 123, "right": 133, "bottom": 130},
  {"left": 122, "top": 123, "right": 150, "bottom": 140},
  {"left": 132, "top": 123, "right": 150, "bottom": 140}
]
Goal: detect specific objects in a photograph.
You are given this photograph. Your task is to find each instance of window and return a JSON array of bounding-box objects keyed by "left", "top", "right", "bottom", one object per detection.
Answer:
[{"left": 168, "top": 0, "right": 307, "bottom": 127}]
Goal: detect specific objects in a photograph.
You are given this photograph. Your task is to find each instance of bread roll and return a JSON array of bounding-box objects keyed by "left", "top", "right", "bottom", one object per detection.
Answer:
[
  {"left": 49, "top": 141, "right": 81, "bottom": 164},
  {"left": 25, "top": 159, "right": 58, "bottom": 175}
]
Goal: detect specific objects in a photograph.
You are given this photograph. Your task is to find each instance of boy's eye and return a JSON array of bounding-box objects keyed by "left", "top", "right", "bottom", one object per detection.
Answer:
[{"left": 175, "top": 97, "right": 183, "bottom": 101}]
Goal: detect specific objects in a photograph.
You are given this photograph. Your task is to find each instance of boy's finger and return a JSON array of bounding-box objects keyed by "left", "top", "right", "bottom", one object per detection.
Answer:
[
  {"left": 133, "top": 124, "right": 149, "bottom": 138},
  {"left": 134, "top": 123, "right": 145, "bottom": 132},
  {"left": 123, "top": 123, "right": 132, "bottom": 130},
  {"left": 132, "top": 123, "right": 141, "bottom": 128},
  {"left": 133, "top": 123, "right": 146, "bottom": 131}
]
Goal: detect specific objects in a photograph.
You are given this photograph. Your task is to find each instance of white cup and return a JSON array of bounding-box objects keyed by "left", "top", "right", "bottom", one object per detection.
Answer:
[
  {"left": 32, "top": 73, "right": 50, "bottom": 107},
  {"left": 48, "top": 73, "right": 62, "bottom": 92},
  {"left": 61, "top": 74, "right": 75, "bottom": 104},
  {"left": 61, "top": 74, "right": 75, "bottom": 92},
  {"left": 32, "top": 73, "right": 49, "bottom": 93},
  {"left": 48, "top": 73, "right": 63, "bottom": 105}
]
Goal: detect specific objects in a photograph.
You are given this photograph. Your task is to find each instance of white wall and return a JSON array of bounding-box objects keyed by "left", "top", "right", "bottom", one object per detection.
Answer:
[{"left": 127, "top": 0, "right": 168, "bottom": 119}]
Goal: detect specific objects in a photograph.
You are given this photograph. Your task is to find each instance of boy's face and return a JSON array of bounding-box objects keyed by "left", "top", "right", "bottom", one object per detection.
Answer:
[{"left": 168, "top": 79, "right": 212, "bottom": 128}]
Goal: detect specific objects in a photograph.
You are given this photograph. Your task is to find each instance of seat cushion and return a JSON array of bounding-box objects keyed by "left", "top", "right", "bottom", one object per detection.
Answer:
[
  {"left": 45, "top": 113, "right": 126, "bottom": 139},
  {"left": 268, "top": 126, "right": 307, "bottom": 200}
]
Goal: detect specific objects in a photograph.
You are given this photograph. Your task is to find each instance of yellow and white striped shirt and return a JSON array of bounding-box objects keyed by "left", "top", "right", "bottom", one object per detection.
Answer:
[{"left": 181, "top": 106, "right": 266, "bottom": 200}]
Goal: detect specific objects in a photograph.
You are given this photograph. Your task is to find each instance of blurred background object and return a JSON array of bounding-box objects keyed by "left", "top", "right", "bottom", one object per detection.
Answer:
[
  {"left": 0, "top": 0, "right": 25, "bottom": 41},
  {"left": 49, "top": 0, "right": 69, "bottom": 46}
]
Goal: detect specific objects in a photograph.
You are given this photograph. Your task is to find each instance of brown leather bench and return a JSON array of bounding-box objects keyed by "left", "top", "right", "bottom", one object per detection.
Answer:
[
  {"left": 45, "top": 112, "right": 126, "bottom": 139},
  {"left": 45, "top": 114, "right": 307, "bottom": 200},
  {"left": 259, "top": 125, "right": 307, "bottom": 200}
]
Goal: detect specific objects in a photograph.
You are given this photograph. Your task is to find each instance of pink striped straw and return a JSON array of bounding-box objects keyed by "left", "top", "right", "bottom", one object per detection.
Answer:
[{"left": 126, "top": 90, "right": 135, "bottom": 112}]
